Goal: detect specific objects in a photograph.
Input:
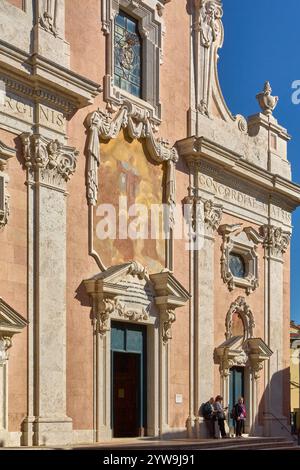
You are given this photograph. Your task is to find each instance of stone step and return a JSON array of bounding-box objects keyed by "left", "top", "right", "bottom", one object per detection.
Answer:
[{"left": 210, "top": 440, "right": 297, "bottom": 451}]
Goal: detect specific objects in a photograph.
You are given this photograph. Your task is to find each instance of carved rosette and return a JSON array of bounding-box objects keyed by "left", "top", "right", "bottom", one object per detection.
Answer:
[
  {"left": 85, "top": 104, "right": 178, "bottom": 206},
  {"left": 21, "top": 133, "right": 78, "bottom": 189},
  {"left": 204, "top": 199, "right": 223, "bottom": 233},
  {"left": 262, "top": 225, "right": 291, "bottom": 258},
  {"left": 161, "top": 309, "right": 176, "bottom": 344},
  {"left": 0, "top": 336, "right": 12, "bottom": 364}
]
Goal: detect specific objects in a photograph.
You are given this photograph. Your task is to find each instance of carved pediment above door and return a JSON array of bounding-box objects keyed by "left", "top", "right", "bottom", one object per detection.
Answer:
[
  {"left": 84, "top": 261, "right": 189, "bottom": 343},
  {"left": 0, "top": 297, "right": 28, "bottom": 363}
]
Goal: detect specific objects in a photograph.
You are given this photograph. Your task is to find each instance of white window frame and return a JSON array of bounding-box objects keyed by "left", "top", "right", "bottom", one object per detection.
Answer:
[{"left": 101, "top": 0, "right": 166, "bottom": 125}]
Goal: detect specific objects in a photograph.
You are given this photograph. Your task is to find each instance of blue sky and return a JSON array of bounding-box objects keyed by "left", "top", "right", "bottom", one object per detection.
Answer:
[{"left": 218, "top": 0, "right": 300, "bottom": 324}]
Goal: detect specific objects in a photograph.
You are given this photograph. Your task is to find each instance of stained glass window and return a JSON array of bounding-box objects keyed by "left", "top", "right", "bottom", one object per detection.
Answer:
[
  {"left": 229, "top": 253, "right": 246, "bottom": 279},
  {"left": 114, "top": 11, "right": 142, "bottom": 98}
]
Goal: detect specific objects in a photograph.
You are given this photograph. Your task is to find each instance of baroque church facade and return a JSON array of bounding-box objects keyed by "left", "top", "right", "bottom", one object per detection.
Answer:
[{"left": 0, "top": 0, "right": 299, "bottom": 446}]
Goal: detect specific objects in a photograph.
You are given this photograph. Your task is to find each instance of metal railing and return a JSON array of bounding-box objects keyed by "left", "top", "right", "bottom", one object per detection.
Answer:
[{"left": 263, "top": 411, "right": 300, "bottom": 445}]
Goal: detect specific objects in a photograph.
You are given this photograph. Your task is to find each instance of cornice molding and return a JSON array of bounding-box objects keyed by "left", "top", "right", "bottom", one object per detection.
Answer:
[
  {"left": 177, "top": 136, "right": 300, "bottom": 209},
  {"left": 0, "top": 39, "right": 101, "bottom": 111}
]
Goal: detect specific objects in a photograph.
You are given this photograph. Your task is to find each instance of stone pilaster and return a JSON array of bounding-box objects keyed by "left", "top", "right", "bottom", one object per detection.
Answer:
[
  {"left": 194, "top": 197, "right": 222, "bottom": 437},
  {"left": 21, "top": 133, "right": 78, "bottom": 446},
  {"left": 262, "top": 224, "right": 291, "bottom": 436}
]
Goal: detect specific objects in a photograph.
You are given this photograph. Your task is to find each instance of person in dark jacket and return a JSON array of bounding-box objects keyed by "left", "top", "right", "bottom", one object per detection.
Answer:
[
  {"left": 233, "top": 397, "right": 247, "bottom": 437},
  {"left": 214, "top": 395, "right": 228, "bottom": 438}
]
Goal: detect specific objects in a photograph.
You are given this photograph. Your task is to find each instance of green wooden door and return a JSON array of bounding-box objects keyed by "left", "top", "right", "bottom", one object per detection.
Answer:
[
  {"left": 229, "top": 367, "right": 244, "bottom": 427},
  {"left": 111, "top": 321, "right": 147, "bottom": 437}
]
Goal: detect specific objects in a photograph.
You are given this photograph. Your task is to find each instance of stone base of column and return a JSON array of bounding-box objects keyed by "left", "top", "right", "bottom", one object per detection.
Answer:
[
  {"left": 0, "top": 430, "right": 22, "bottom": 446},
  {"left": 186, "top": 415, "right": 194, "bottom": 438},
  {"left": 21, "top": 416, "right": 35, "bottom": 446},
  {"left": 196, "top": 416, "right": 210, "bottom": 438},
  {"left": 263, "top": 415, "right": 291, "bottom": 438},
  {"left": 96, "top": 425, "right": 112, "bottom": 442},
  {"left": 32, "top": 416, "right": 73, "bottom": 446}
]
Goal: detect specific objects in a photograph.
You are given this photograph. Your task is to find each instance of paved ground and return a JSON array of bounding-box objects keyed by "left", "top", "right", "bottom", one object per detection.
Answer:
[{"left": 2, "top": 436, "right": 300, "bottom": 451}]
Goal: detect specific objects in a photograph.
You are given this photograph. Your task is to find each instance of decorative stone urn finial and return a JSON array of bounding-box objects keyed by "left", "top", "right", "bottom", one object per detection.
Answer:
[{"left": 256, "top": 81, "right": 279, "bottom": 116}]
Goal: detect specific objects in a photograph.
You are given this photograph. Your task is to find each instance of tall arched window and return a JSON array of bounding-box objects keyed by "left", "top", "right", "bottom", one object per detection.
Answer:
[{"left": 114, "top": 10, "right": 142, "bottom": 98}]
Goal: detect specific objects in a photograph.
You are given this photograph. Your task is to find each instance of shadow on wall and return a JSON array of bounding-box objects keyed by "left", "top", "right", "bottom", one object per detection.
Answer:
[{"left": 253, "top": 367, "right": 292, "bottom": 438}]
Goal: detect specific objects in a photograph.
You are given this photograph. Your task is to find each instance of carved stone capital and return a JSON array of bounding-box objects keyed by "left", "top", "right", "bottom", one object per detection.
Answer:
[
  {"left": 261, "top": 225, "right": 291, "bottom": 258},
  {"left": 161, "top": 309, "right": 176, "bottom": 344},
  {"left": 21, "top": 133, "right": 78, "bottom": 189},
  {"left": 204, "top": 199, "right": 223, "bottom": 232},
  {"left": 0, "top": 336, "right": 12, "bottom": 363}
]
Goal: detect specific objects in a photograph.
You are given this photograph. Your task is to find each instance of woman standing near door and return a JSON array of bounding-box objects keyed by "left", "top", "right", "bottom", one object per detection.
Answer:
[
  {"left": 214, "top": 395, "right": 228, "bottom": 438},
  {"left": 233, "top": 397, "right": 247, "bottom": 437}
]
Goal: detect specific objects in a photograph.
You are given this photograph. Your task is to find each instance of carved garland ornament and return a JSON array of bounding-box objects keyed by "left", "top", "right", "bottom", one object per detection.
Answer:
[
  {"left": 96, "top": 297, "right": 149, "bottom": 335},
  {"left": 85, "top": 104, "right": 178, "bottom": 206},
  {"left": 21, "top": 133, "right": 78, "bottom": 188}
]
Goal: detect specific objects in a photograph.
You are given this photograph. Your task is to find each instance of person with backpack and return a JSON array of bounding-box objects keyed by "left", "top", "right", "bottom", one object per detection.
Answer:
[
  {"left": 201, "top": 397, "right": 215, "bottom": 438},
  {"left": 231, "top": 397, "right": 247, "bottom": 437}
]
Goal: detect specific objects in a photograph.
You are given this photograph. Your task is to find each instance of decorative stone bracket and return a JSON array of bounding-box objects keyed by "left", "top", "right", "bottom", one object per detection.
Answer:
[
  {"left": 84, "top": 261, "right": 189, "bottom": 344},
  {"left": 0, "top": 141, "right": 15, "bottom": 229},
  {"left": 21, "top": 133, "right": 79, "bottom": 189},
  {"left": 150, "top": 270, "right": 190, "bottom": 344}
]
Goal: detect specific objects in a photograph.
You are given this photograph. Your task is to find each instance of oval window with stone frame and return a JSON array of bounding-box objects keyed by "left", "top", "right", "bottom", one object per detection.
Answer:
[{"left": 229, "top": 253, "right": 246, "bottom": 279}]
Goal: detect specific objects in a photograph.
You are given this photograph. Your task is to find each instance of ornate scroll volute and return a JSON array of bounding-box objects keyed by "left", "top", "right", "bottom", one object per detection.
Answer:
[{"left": 161, "top": 309, "right": 176, "bottom": 344}]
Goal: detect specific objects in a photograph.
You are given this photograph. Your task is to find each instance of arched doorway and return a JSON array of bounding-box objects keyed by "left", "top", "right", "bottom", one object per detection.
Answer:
[{"left": 214, "top": 297, "right": 272, "bottom": 435}]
